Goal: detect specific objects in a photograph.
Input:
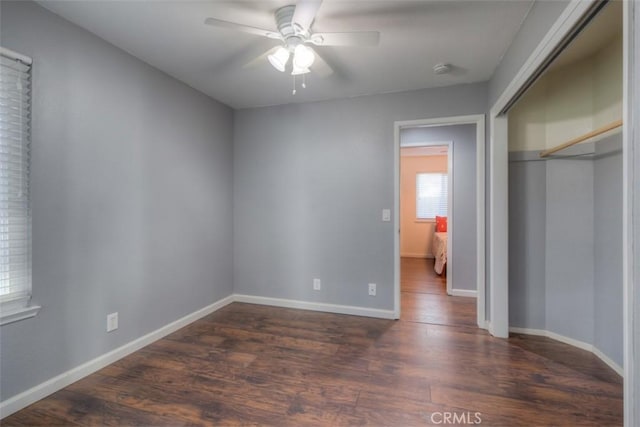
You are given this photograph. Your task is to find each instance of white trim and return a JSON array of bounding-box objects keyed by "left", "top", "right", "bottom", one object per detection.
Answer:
[
  {"left": 0, "top": 294, "right": 235, "bottom": 419},
  {"left": 488, "top": 115, "right": 509, "bottom": 338},
  {"left": 233, "top": 294, "right": 396, "bottom": 319},
  {"left": 509, "top": 327, "right": 590, "bottom": 350},
  {"left": 400, "top": 140, "right": 452, "bottom": 148},
  {"left": 446, "top": 143, "right": 454, "bottom": 297},
  {"left": 623, "top": 0, "right": 637, "bottom": 425},
  {"left": 0, "top": 304, "right": 40, "bottom": 326},
  {"left": 394, "top": 123, "right": 401, "bottom": 319},
  {"left": 488, "top": 0, "right": 598, "bottom": 339},
  {"left": 509, "top": 327, "right": 623, "bottom": 377},
  {"left": 449, "top": 289, "right": 477, "bottom": 298},
  {"left": 592, "top": 347, "right": 625, "bottom": 380},
  {"left": 475, "top": 118, "right": 486, "bottom": 330},
  {"left": 394, "top": 115, "right": 485, "bottom": 329}
]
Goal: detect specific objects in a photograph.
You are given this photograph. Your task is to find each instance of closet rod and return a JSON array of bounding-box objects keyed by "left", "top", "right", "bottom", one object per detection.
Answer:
[{"left": 539, "top": 119, "right": 623, "bottom": 158}]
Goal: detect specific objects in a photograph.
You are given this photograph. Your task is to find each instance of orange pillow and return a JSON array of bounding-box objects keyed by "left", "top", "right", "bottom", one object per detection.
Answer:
[{"left": 435, "top": 216, "right": 447, "bottom": 232}]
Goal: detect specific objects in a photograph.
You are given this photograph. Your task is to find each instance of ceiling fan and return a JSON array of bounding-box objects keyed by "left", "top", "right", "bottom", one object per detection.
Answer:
[{"left": 204, "top": 0, "right": 380, "bottom": 79}]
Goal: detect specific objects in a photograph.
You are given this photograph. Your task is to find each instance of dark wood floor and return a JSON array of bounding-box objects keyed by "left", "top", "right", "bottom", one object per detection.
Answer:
[
  {"left": 400, "top": 257, "right": 476, "bottom": 328},
  {"left": 4, "top": 259, "right": 623, "bottom": 426}
]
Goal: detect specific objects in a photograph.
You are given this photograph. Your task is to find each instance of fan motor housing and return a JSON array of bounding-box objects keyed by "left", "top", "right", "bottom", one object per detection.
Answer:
[{"left": 275, "top": 5, "right": 296, "bottom": 38}]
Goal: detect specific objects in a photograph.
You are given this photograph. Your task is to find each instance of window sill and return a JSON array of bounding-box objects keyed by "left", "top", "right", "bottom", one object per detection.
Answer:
[{"left": 0, "top": 304, "right": 41, "bottom": 326}]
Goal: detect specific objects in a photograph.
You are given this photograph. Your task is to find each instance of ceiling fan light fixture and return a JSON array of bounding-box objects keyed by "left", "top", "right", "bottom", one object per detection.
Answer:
[
  {"left": 309, "top": 34, "right": 324, "bottom": 45},
  {"left": 268, "top": 47, "right": 290, "bottom": 72},
  {"left": 291, "top": 65, "right": 310, "bottom": 75},
  {"left": 293, "top": 44, "right": 315, "bottom": 69}
]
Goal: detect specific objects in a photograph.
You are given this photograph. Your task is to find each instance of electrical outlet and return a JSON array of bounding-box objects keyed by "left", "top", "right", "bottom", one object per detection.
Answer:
[
  {"left": 106, "top": 312, "right": 118, "bottom": 332},
  {"left": 368, "top": 283, "right": 376, "bottom": 296},
  {"left": 313, "top": 278, "right": 321, "bottom": 291}
]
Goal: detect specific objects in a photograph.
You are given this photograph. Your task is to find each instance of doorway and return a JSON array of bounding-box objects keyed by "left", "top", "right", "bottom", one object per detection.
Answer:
[
  {"left": 393, "top": 115, "right": 485, "bottom": 327},
  {"left": 400, "top": 142, "right": 452, "bottom": 290},
  {"left": 399, "top": 142, "right": 473, "bottom": 326}
]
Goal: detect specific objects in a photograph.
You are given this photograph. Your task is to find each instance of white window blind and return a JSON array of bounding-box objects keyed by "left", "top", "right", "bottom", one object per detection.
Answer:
[
  {"left": 0, "top": 52, "right": 32, "bottom": 304},
  {"left": 416, "top": 173, "right": 447, "bottom": 219}
]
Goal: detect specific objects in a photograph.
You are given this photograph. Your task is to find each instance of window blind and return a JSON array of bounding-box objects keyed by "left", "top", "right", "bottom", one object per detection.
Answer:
[
  {"left": 0, "top": 53, "right": 31, "bottom": 302},
  {"left": 416, "top": 173, "right": 447, "bottom": 219}
]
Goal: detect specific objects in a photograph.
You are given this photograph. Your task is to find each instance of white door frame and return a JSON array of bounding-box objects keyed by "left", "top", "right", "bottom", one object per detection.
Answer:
[
  {"left": 623, "top": 1, "right": 637, "bottom": 426},
  {"left": 488, "top": 0, "right": 636, "bottom": 424},
  {"left": 393, "top": 114, "right": 485, "bottom": 329},
  {"left": 399, "top": 140, "right": 454, "bottom": 295}
]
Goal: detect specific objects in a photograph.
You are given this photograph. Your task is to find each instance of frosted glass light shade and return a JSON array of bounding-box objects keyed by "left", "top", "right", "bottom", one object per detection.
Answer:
[
  {"left": 268, "top": 47, "right": 290, "bottom": 72},
  {"left": 293, "top": 45, "right": 315, "bottom": 69},
  {"left": 291, "top": 64, "right": 310, "bottom": 75}
]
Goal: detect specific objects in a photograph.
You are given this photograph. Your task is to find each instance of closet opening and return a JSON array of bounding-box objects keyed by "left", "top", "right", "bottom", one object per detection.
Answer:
[{"left": 505, "top": 0, "right": 623, "bottom": 376}]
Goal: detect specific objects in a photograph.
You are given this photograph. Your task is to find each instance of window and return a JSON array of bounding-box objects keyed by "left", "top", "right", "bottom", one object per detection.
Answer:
[
  {"left": 0, "top": 47, "right": 39, "bottom": 325},
  {"left": 416, "top": 173, "right": 448, "bottom": 220}
]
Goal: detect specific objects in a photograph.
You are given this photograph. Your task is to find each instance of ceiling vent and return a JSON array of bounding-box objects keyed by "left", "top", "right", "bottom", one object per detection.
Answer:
[{"left": 433, "top": 63, "right": 452, "bottom": 75}]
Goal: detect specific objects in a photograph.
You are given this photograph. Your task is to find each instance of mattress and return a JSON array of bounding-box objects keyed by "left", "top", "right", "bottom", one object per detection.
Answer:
[{"left": 432, "top": 232, "right": 448, "bottom": 275}]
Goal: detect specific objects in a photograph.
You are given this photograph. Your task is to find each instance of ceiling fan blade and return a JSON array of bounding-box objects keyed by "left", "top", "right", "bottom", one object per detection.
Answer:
[
  {"left": 310, "top": 31, "right": 380, "bottom": 47},
  {"left": 308, "top": 47, "right": 333, "bottom": 78},
  {"left": 292, "top": 0, "right": 323, "bottom": 33},
  {"left": 204, "top": 17, "right": 282, "bottom": 40},
  {"left": 242, "top": 46, "right": 280, "bottom": 69}
]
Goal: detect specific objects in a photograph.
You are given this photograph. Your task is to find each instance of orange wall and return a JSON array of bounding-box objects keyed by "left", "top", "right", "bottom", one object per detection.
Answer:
[{"left": 400, "top": 154, "right": 448, "bottom": 258}]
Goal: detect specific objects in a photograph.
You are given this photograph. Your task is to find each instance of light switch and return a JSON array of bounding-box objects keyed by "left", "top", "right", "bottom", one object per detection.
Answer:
[{"left": 382, "top": 209, "right": 391, "bottom": 222}]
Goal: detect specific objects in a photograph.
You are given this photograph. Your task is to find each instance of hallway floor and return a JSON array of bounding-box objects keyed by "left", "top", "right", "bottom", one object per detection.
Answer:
[{"left": 400, "top": 257, "right": 477, "bottom": 328}]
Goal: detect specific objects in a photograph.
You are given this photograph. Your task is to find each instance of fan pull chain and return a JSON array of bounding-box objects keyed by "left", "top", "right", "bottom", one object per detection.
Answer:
[{"left": 292, "top": 74, "right": 310, "bottom": 95}]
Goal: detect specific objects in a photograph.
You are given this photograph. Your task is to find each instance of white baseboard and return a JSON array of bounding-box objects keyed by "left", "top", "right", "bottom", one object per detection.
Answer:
[
  {"left": 448, "top": 289, "right": 477, "bottom": 298},
  {"left": 1, "top": 292, "right": 395, "bottom": 418},
  {"left": 233, "top": 294, "right": 396, "bottom": 319},
  {"left": 0, "top": 294, "right": 235, "bottom": 419},
  {"left": 591, "top": 347, "right": 624, "bottom": 377},
  {"left": 509, "top": 327, "right": 623, "bottom": 376}
]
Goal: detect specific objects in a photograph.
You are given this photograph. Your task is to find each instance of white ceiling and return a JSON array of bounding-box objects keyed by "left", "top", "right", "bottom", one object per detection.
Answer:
[{"left": 37, "top": 0, "right": 534, "bottom": 109}]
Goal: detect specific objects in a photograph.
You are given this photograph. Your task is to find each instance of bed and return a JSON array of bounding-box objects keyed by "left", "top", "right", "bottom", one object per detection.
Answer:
[{"left": 432, "top": 231, "right": 448, "bottom": 275}]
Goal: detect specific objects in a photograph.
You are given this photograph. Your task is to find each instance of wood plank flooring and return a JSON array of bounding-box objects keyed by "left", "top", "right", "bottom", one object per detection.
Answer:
[
  {"left": 3, "top": 259, "right": 623, "bottom": 426},
  {"left": 400, "top": 257, "right": 476, "bottom": 328}
]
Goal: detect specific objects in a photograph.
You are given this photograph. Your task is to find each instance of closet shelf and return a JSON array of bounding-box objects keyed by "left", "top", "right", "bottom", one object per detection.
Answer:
[{"left": 539, "top": 119, "right": 623, "bottom": 158}]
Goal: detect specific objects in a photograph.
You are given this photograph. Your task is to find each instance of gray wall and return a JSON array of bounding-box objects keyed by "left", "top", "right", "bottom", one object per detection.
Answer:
[
  {"left": 593, "top": 139, "right": 623, "bottom": 367},
  {"left": 508, "top": 154, "right": 546, "bottom": 329},
  {"left": 488, "top": 0, "right": 571, "bottom": 107},
  {"left": 400, "top": 124, "right": 477, "bottom": 291},
  {"left": 545, "top": 159, "right": 595, "bottom": 343},
  {"left": 233, "top": 84, "right": 487, "bottom": 310},
  {"left": 0, "top": 1, "right": 234, "bottom": 401},
  {"left": 508, "top": 134, "right": 623, "bottom": 367}
]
